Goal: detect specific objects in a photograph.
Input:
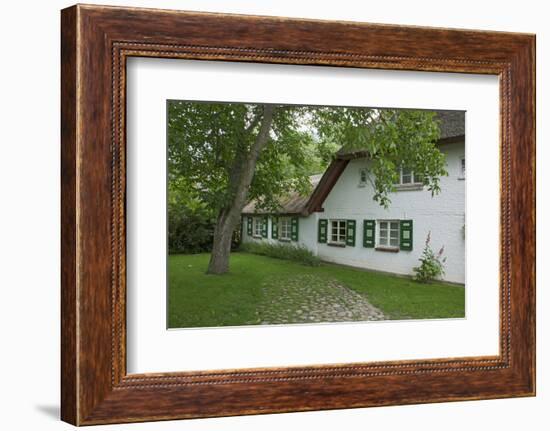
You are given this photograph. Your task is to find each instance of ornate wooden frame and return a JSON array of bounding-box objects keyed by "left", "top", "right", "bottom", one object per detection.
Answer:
[{"left": 61, "top": 4, "right": 536, "bottom": 426}]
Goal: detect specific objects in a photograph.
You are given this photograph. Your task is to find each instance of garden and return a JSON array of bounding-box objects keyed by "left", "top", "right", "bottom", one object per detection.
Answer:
[{"left": 168, "top": 251, "right": 465, "bottom": 328}]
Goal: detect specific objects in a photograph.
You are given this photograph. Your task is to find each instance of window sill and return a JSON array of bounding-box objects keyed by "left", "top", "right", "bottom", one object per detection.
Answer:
[
  {"left": 375, "top": 246, "right": 399, "bottom": 253},
  {"left": 327, "top": 242, "right": 346, "bottom": 248},
  {"left": 393, "top": 183, "right": 424, "bottom": 191},
  {"left": 278, "top": 238, "right": 291, "bottom": 242},
  {"left": 252, "top": 235, "right": 263, "bottom": 239},
  {"left": 458, "top": 177, "right": 465, "bottom": 181}
]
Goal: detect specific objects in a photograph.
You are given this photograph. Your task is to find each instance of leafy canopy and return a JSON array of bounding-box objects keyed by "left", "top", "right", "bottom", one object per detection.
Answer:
[{"left": 168, "top": 101, "right": 447, "bottom": 212}]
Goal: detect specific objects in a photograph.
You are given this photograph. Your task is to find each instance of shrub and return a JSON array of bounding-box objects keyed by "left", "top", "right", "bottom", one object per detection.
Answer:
[
  {"left": 168, "top": 177, "right": 242, "bottom": 254},
  {"left": 168, "top": 204, "right": 215, "bottom": 254},
  {"left": 240, "top": 241, "right": 321, "bottom": 266},
  {"left": 168, "top": 205, "right": 241, "bottom": 254},
  {"left": 413, "top": 232, "right": 446, "bottom": 282}
]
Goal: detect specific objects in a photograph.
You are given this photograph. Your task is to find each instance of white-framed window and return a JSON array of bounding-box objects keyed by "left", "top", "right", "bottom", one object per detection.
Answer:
[
  {"left": 329, "top": 219, "right": 347, "bottom": 245},
  {"left": 253, "top": 217, "right": 262, "bottom": 237},
  {"left": 358, "top": 168, "right": 368, "bottom": 187},
  {"left": 378, "top": 220, "right": 400, "bottom": 248},
  {"left": 279, "top": 217, "right": 291, "bottom": 240},
  {"left": 395, "top": 166, "right": 423, "bottom": 185},
  {"left": 459, "top": 157, "right": 466, "bottom": 179}
]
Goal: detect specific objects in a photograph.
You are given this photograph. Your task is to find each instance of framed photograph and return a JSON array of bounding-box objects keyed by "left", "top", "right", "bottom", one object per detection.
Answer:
[{"left": 61, "top": 4, "right": 535, "bottom": 425}]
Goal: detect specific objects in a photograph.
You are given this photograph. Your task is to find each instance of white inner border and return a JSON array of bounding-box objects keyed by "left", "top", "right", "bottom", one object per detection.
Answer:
[{"left": 126, "top": 58, "right": 500, "bottom": 374}]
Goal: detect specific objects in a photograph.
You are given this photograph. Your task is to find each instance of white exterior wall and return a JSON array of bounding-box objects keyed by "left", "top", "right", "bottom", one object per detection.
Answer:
[
  {"left": 296, "top": 213, "right": 320, "bottom": 254},
  {"left": 242, "top": 141, "right": 465, "bottom": 284},
  {"left": 318, "top": 141, "right": 465, "bottom": 283}
]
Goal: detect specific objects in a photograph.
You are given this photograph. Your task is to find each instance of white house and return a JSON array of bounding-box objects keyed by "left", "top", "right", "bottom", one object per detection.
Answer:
[{"left": 242, "top": 111, "right": 465, "bottom": 284}]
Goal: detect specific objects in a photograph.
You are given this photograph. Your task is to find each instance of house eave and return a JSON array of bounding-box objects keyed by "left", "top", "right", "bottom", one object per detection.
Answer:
[
  {"left": 242, "top": 211, "right": 304, "bottom": 216},
  {"left": 302, "top": 158, "right": 350, "bottom": 216}
]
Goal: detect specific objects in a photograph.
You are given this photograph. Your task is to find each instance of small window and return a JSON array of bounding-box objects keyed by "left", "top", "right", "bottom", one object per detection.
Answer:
[
  {"left": 329, "top": 219, "right": 347, "bottom": 245},
  {"left": 459, "top": 157, "right": 466, "bottom": 179},
  {"left": 253, "top": 217, "right": 262, "bottom": 237},
  {"left": 359, "top": 168, "right": 368, "bottom": 187},
  {"left": 378, "top": 220, "right": 400, "bottom": 248},
  {"left": 279, "top": 217, "right": 291, "bottom": 240},
  {"left": 395, "top": 166, "right": 423, "bottom": 186}
]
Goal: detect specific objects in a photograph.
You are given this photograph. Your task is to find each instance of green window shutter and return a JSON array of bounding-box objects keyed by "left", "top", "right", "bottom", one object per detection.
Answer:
[
  {"left": 400, "top": 220, "right": 413, "bottom": 251},
  {"left": 291, "top": 216, "right": 299, "bottom": 241},
  {"left": 271, "top": 216, "right": 279, "bottom": 239},
  {"left": 363, "top": 220, "right": 375, "bottom": 248},
  {"left": 346, "top": 220, "right": 356, "bottom": 246},
  {"left": 247, "top": 216, "right": 253, "bottom": 235},
  {"left": 261, "top": 216, "right": 268, "bottom": 238},
  {"left": 318, "top": 219, "right": 327, "bottom": 243}
]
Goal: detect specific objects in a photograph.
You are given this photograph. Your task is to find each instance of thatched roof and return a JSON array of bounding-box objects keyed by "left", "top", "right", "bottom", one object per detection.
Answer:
[
  {"left": 436, "top": 110, "right": 466, "bottom": 140},
  {"left": 242, "top": 174, "right": 323, "bottom": 215}
]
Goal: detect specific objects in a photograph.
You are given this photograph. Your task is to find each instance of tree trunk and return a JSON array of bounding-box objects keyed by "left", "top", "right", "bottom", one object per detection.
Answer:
[
  {"left": 206, "top": 105, "right": 275, "bottom": 274},
  {"left": 206, "top": 210, "right": 235, "bottom": 274}
]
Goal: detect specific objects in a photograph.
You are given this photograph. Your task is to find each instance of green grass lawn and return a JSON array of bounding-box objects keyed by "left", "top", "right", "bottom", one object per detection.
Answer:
[{"left": 168, "top": 252, "right": 465, "bottom": 328}]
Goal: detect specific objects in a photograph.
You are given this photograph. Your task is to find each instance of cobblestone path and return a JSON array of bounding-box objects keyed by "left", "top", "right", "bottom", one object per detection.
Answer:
[{"left": 259, "top": 274, "right": 385, "bottom": 324}]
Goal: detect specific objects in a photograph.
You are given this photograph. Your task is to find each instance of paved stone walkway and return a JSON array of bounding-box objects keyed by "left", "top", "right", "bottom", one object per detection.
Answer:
[{"left": 259, "top": 274, "right": 385, "bottom": 325}]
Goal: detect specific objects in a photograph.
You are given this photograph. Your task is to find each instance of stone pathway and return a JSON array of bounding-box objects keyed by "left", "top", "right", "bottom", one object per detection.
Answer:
[{"left": 259, "top": 274, "right": 385, "bottom": 325}]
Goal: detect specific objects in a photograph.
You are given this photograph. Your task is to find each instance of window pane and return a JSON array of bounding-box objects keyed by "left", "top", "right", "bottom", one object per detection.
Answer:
[
  {"left": 254, "top": 218, "right": 262, "bottom": 236},
  {"left": 402, "top": 167, "right": 412, "bottom": 184},
  {"left": 390, "top": 230, "right": 398, "bottom": 238},
  {"left": 280, "top": 218, "right": 290, "bottom": 239},
  {"left": 390, "top": 221, "right": 399, "bottom": 230},
  {"left": 390, "top": 237, "right": 399, "bottom": 247},
  {"left": 414, "top": 172, "right": 423, "bottom": 183},
  {"left": 328, "top": 220, "right": 346, "bottom": 243},
  {"left": 380, "top": 221, "right": 388, "bottom": 229},
  {"left": 379, "top": 237, "right": 388, "bottom": 246}
]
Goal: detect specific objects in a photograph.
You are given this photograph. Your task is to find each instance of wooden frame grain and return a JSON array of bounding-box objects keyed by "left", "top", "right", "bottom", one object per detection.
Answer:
[{"left": 61, "top": 4, "right": 536, "bottom": 426}]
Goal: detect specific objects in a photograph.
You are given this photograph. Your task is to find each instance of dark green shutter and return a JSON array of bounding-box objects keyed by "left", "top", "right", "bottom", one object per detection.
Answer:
[
  {"left": 318, "top": 219, "right": 327, "bottom": 243},
  {"left": 400, "top": 220, "right": 413, "bottom": 251},
  {"left": 291, "top": 217, "right": 299, "bottom": 241},
  {"left": 363, "top": 220, "right": 375, "bottom": 248},
  {"left": 271, "top": 216, "right": 279, "bottom": 239},
  {"left": 346, "top": 220, "right": 356, "bottom": 246},
  {"left": 247, "top": 216, "right": 253, "bottom": 235},
  {"left": 261, "top": 216, "right": 268, "bottom": 238}
]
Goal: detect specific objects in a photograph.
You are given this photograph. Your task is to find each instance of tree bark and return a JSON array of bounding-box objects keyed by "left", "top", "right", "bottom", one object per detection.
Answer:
[{"left": 206, "top": 105, "right": 276, "bottom": 274}]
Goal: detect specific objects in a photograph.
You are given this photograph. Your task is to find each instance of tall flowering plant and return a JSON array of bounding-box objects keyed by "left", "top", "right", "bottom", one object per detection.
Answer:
[{"left": 413, "top": 232, "right": 447, "bottom": 282}]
